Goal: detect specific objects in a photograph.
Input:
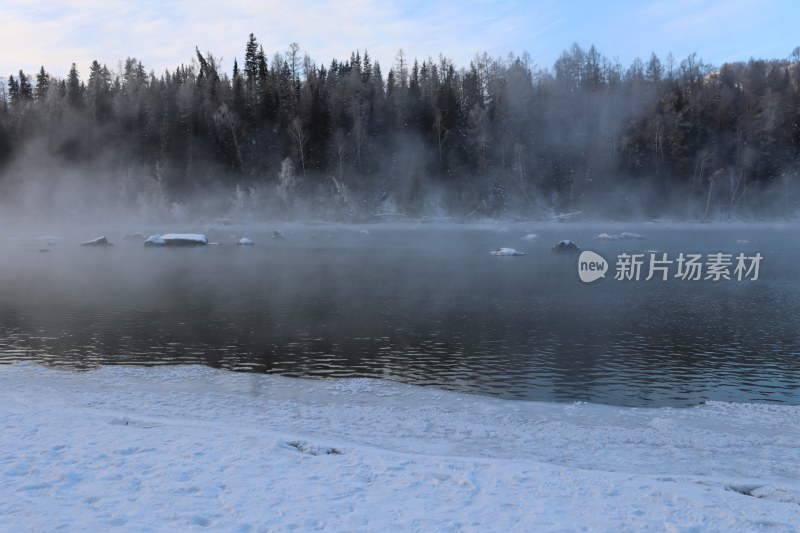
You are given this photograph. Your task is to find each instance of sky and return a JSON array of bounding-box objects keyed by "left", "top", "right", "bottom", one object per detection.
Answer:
[{"left": 1, "top": 0, "right": 798, "bottom": 80}]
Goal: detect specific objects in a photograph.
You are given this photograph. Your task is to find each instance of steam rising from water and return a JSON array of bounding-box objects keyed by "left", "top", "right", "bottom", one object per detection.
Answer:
[{"left": 0, "top": 222, "right": 798, "bottom": 406}]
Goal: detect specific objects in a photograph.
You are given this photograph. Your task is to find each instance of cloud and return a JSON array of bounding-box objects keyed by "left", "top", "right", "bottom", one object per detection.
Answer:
[
  {"left": 628, "top": 0, "right": 798, "bottom": 63},
  {"left": 0, "top": 0, "right": 797, "bottom": 82},
  {"left": 1, "top": 0, "right": 563, "bottom": 79}
]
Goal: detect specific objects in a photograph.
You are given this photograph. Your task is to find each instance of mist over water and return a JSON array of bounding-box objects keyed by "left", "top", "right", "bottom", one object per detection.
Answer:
[
  {"left": 4, "top": 43, "right": 800, "bottom": 228},
  {"left": 0, "top": 221, "right": 798, "bottom": 407}
]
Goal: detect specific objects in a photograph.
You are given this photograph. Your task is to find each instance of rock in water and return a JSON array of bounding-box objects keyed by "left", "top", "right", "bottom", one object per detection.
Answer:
[
  {"left": 37, "top": 236, "right": 63, "bottom": 245},
  {"left": 551, "top": 240, "right": 581, "bottom": 254},
  {"left": 273, "top": 230, "right": 286, "bottom": 240},
  {"left": 144, "top": 234, "right": 167, "bottom": 246},
  {"left": 491, "top": 247, "right": 526, "bottom": 256},
  {"left": 80, "top": 236, "right": 111, "bottom": 246}
]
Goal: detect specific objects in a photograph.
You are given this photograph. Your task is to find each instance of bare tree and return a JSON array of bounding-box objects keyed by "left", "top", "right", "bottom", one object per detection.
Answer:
[
  {"left": 514, "top": 142, "right": 543, "bottom": 218},
  {"left": 286, "top": 42, "right": 301, "bottom": 85},
  {"left": 351, "top": 104, "right": 366, "bottom": 171},
  {"left": 665, "top": 52, "right": 676, "bottom": 79},
  {"left": 395, "top": 49, "right": 408, "bottom": 89},
  {"left": 467, "top": 104, "right": 490, "bottom": 171},
  {"left": 277, "top": 157, "right": 296, "bottom": 203},
  {"left": 290, "top": 116, "right": 308, "bottom": 177},
  {"left": 704, "top": 168, "right": 724, "bottom": 220},
  {"left": 432, "top": 109, "right": 448, "bottom": 173},
  {"left": 334, "top": 128, "right": 347, "bottom": 182},
  {"left": 214, "top": 103, "right": 245, "bottom": 172}
]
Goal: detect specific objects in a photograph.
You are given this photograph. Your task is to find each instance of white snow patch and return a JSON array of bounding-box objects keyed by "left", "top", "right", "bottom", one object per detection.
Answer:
[
  {"left": 160, "top": 233, "right": 208, "bottom": 245},
  {"left": 1, "top": 364, "right": 798, "bottom": 531},
  {"left": 491, "top": 247, "right": 525, "bottom": 256},
  {"left": 595, "top": 232, "right": 644, "bottom": 240}
]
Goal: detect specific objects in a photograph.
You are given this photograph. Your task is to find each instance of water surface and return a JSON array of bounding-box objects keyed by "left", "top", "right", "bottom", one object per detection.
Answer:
[{"left": 1, "top": 222, "right": 798, "bottom": 406}]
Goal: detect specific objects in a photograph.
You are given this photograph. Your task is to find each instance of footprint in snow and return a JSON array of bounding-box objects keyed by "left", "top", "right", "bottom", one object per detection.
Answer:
[
  {"left": 727, "top": 484, "right": 800, "bottom": 505},
  {"left": 286, "top": 441, "right": 342, "bottom": 456}
]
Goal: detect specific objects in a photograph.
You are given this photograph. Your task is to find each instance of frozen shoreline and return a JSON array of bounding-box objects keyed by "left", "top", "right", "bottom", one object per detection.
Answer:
[
  {"left": 4, "top": 218, "right": 800, "bottom": 242},
  {"left": 1, "top": 363, "right": 799, "bottom": 531}
]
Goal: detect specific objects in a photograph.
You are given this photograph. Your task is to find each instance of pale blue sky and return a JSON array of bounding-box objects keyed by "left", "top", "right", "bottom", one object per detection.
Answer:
[{"left": 1, "top": 0, "right": 798, "bottom": 80}]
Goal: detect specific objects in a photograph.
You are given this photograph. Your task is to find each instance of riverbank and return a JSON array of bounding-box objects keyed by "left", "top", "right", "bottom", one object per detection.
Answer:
[{"left": 1, "top": 363, "right": 798, "bottom": 531}]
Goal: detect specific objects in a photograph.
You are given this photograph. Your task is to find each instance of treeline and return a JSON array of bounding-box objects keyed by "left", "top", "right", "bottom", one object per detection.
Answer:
[{"left": 1, "top": 36, "right": 799, "bottom": 221}]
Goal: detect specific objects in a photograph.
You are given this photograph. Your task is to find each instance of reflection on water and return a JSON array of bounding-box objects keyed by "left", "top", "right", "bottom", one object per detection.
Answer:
[{"left": 1, "top": 223, "right": 799, "bottom": 406}]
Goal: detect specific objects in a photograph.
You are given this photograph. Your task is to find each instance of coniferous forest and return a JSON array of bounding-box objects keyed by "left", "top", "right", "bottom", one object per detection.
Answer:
[{"left": 2, "top": 36, "right": 800, "bottom": 222}]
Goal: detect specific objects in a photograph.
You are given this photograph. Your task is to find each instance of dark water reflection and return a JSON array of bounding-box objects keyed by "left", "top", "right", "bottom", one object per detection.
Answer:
[{"left": 1, "top": 223, "right": 799, "bottom": 406}]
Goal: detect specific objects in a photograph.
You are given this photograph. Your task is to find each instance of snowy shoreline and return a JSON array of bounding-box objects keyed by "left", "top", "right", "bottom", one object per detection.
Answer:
[{"left": 1, "top": 363, "right": 799, "bottom": 531}]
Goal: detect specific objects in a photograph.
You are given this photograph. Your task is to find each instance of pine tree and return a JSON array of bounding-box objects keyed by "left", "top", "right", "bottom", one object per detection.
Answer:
[
  {"left": 243, "top": 33, "right": 259, "bottom": 86},
  {"left": 66, "top": 62, "right": 81, "bottom": 107},
  {"left": 35, "top": 66, "right": 49, "bottom": 102},
  {"left": 646, "top": 52, "right": 662, "bottom": 84},
  {"left": 232, "top": 58, "right": 244, "bottom": 116},
  {"left": 362, "top": 50, "right": 372, "bottom": 83},
  {"left": 256, "top": 46, "right": 267, "bottom": 80},
  {"left": 7, "top": 75, "right": 19, "bottom": 106},
  {"left": 18, "top": 71, "right": 33, "bottom": 102},
  {"left": 87, "top": 60, "right": 112, "bottom": 121}
]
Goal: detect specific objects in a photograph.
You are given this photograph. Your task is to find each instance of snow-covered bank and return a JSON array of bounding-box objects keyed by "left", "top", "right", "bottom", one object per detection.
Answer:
[{"left": 1, "top": 364, "right": 798, "bottom": 531}]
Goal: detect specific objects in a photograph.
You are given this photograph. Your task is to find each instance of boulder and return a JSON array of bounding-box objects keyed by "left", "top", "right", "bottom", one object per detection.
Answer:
[
  {"left": 144, "top": 234, "right": 166, "bottom": 246},
  {"left": 80, "top": 236, "right": 112, "bottom": 246},
  {"left": 37, "top": 236, "right": 63, "bottom": 245},
  {"left": 551, "top": 240, "right": 581, "bottom": 254}
]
